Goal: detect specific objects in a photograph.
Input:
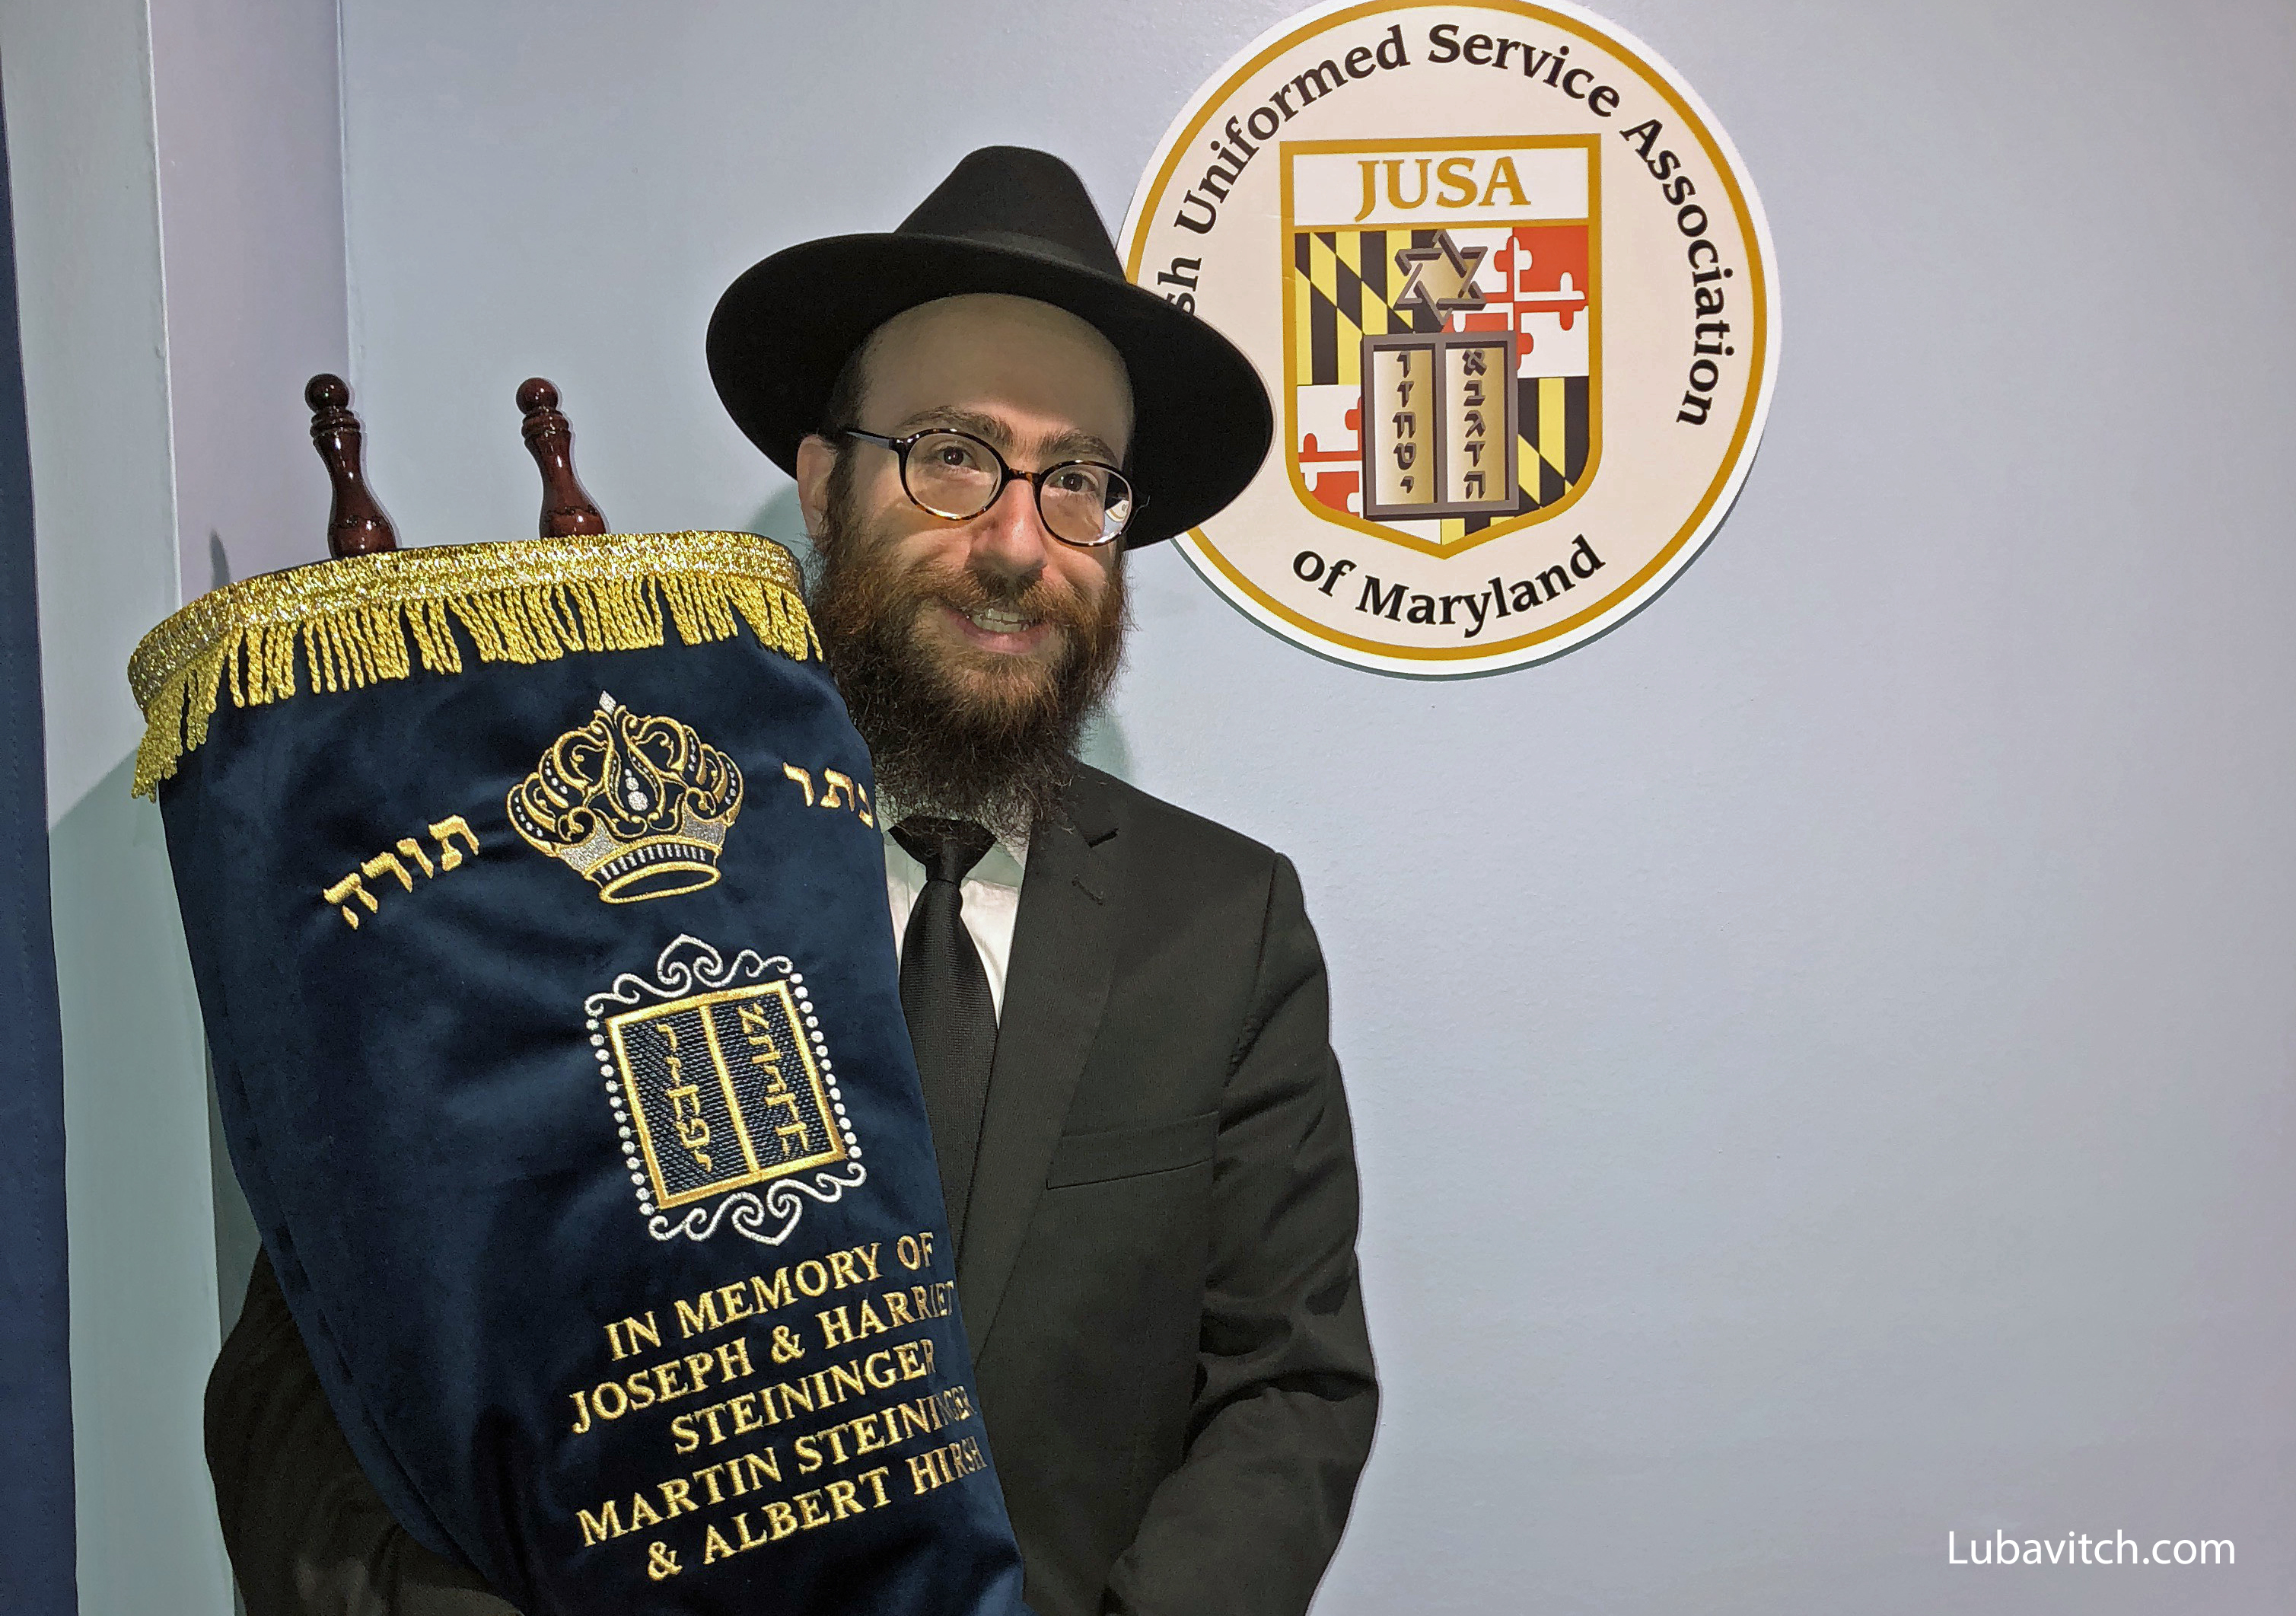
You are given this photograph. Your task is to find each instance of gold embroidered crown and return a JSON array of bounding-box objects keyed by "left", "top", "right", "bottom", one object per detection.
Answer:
[{"left": 508, "top": 692, "right": 744, "bottom": 904}]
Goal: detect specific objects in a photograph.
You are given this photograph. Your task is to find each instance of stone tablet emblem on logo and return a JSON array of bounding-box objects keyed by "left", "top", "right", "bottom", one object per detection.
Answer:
[
  {"left": 510, "top": 693, "right": 743, "bottom": 902},
  {"left": 1122, "top": 0, "right": 1777, "bottom": 674},
  {"left": 585, "top": 936, "right": 866, "bottom": 1247}
]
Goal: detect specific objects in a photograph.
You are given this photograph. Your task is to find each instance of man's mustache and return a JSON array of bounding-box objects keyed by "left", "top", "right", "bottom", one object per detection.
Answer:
[{"left": 903, "top": 556, "right": 1096, "bottom": 636}]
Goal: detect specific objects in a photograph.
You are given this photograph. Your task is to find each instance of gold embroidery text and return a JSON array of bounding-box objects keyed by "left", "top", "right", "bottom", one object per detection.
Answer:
[
  {"left": 779, "top": 764, "right": 873, "bottom": 827},
  {"left": 324, "top": 815, "right": 479, "bottom": 929}
]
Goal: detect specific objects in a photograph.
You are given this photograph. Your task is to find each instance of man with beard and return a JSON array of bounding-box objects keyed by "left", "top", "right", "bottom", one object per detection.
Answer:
[
  {"left": 800, "top": 287, "right": 1133, "bottom": 843},
  {"left": 205, "top": 148, "right": 1376, "bottom": 1616}
]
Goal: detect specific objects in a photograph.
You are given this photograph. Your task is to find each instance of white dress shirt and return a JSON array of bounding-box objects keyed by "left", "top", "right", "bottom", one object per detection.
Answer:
[{"left": 882, "top": 825, "right": 1030, "bottom": 1022}]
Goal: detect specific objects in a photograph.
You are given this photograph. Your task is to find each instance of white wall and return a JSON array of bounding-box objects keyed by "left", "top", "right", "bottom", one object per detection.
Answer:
[
  {"left": 151, "top": 0, "right": 351, "bottom": 595},
  {"left": 3, "top": 0, "right": 346, "bottom": 1608},
  {"left": 331, "top": 1, "right": 2296, "bottom": 1611}
]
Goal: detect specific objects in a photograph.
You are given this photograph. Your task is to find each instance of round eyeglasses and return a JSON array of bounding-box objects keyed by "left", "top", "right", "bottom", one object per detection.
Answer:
[{"left": 843, "top": 428, "right": 1136, "bottom": 548}]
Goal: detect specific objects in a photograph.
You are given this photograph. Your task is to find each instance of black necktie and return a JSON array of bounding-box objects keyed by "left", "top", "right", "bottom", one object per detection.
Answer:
[{"left": 892, "top": 816, "right": 999, "bottom": 1248}]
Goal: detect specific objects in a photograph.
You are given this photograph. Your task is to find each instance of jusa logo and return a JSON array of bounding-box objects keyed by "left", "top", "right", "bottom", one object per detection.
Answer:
[{"left": 1121, "top": 0, "right": 1776, "bottom": 676}]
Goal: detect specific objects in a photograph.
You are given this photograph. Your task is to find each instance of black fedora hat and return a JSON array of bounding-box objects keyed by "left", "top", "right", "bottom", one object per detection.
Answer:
[{"left": 707, "top": 145, "right": 1271, "bottom": 548}]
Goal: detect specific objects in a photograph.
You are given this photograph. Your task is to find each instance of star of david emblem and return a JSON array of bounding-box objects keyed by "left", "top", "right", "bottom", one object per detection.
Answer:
[{"left": 1393, "top": 231, "right": 1490, "bottom": 320}]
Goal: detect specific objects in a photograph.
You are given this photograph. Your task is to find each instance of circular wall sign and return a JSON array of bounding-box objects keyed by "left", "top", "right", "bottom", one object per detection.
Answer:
[{"left": 1120, "top": 0, "right": 1779, "bottom": 674}]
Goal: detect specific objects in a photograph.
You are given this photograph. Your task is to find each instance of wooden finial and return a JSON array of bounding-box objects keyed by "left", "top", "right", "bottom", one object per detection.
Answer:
[
  {"left": 517, "top": 378, "right": 609, "bottom": 537},
  {"left": 306, "top": 373, "right": 398, "bottom": 557}
]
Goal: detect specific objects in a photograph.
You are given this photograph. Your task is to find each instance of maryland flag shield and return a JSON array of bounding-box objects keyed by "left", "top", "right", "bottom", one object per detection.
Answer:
[{"left": 1283, "top": 136, "right": 1598, "bottom": 556}]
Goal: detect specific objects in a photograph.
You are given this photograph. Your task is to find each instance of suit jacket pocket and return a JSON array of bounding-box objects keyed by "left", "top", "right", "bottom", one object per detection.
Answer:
[{"left": 1044, "top": 1109, "right": 1218, "bottom": 1189}]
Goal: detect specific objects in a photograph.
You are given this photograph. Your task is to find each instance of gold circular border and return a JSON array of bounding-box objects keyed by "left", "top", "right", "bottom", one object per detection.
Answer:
[{"left": 1124, "top": 0, "right": 1772, "bottom": 665}]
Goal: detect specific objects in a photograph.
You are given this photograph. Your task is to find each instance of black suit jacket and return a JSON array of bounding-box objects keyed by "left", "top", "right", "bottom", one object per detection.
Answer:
[{"left": 208, "top": 764, "right": 1378, "bottom": 1615}]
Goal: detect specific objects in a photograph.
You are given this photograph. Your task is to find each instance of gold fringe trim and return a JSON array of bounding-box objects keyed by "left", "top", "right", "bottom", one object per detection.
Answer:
[{"left": 128, "top": 531, "right": 817, "bottom": 798}]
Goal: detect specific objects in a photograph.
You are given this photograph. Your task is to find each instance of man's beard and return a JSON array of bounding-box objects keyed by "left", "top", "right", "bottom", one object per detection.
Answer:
[{"left": 807, "top": 472, "right": 1128, "bottom": 840}]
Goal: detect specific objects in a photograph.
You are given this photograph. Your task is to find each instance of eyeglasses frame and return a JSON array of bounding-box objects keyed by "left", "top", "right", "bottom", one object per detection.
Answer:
[{"left": 840, "top": 427, "right": 1138, "bottom": 549}]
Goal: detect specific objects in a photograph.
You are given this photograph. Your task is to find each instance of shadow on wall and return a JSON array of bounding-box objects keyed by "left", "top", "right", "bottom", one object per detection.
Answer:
[
  {"left": 747, "top": 488, "right": 807, "bottom": 579},
  {"left": 47, "top": 748, "right": 233, "bottom": 1586},
  {"left": 1078, "top": 712, "right": 1132, "bottom": 783}
]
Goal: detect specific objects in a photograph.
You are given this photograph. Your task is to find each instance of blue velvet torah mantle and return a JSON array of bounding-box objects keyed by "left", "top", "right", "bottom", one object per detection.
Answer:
[{"left": 129, "top": 532, "right": 1031, "bottom": 1614}]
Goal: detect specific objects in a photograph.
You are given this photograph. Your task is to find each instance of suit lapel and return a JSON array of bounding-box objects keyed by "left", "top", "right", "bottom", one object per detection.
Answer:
[{"left": 954, "top": 770, "right": 1120, "bottom": 1358}]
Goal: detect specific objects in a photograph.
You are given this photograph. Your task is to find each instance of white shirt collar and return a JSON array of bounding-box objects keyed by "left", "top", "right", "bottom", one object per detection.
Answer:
[{"left": 880, "top": 822, "right": 1030, "bottom": 889}]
